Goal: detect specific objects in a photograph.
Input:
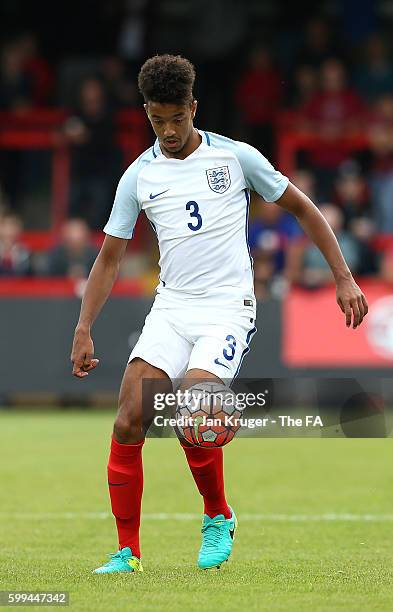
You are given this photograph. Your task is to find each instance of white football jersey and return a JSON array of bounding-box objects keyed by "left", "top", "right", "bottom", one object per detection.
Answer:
[{"left": 104, "top": 130, "right": 289, "bottom": 308}]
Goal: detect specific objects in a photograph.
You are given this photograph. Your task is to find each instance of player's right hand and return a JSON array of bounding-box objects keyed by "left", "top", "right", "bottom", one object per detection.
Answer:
[{"left": 71, "top": 327, "right": 99, "bottom": 378}]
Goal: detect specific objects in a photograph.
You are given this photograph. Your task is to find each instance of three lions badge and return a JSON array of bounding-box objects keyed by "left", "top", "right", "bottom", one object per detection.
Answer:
[{"left": 206, "top": 166, "right": 231, "bottom": 194}]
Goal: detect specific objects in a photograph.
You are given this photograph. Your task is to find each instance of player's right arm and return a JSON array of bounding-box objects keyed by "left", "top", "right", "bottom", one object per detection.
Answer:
[{"left": 71, "top": 235, "right": 128, "bottom": 378}]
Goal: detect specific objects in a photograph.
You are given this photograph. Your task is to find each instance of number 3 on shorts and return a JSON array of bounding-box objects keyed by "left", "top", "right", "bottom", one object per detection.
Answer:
[{"left": 223, "top": 335, "right": 236, "bottom": 360}]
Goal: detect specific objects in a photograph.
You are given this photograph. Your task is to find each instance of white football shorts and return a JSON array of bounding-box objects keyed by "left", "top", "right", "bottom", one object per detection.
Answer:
[{"left": 128, "top": 298, "right": 257, "bottom": 382}]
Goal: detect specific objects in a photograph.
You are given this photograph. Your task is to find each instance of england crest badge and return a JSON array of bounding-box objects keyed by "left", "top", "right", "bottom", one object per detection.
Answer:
[{"left": 206, "top": 166, "right": 231, "bottom": 194}]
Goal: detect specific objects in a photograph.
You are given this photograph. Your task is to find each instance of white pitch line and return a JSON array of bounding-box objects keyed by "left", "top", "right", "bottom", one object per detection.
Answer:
[{"left": 0, "top": 512, "right": 393, "bottom": 522}]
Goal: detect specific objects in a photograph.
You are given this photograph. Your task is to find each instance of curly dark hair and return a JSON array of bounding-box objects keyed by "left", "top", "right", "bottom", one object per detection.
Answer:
[{"left": 138, "top": 54, "right": 196, "bottom": 104}]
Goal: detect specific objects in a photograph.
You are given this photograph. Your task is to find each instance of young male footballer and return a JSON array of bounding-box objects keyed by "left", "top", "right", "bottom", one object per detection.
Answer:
[{"left": 70, "top": 54, "right": 368, "bottom": 573}]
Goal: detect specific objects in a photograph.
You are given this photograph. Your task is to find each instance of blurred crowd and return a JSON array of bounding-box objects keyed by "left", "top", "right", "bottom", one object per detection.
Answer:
[
  {"left": 1, "top": 7, "right": 393, "bottom": 294},
  {"left": 0, "top": 216, "right": 97, "bottom": 278}
]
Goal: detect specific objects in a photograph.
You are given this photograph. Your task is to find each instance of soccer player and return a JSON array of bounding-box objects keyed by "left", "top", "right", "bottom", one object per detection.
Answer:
[{"left": 70, "top": 55, "right": 368, "bottom": 573}]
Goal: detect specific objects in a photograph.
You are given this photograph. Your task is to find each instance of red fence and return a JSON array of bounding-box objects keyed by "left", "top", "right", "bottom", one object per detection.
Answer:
[
  {"left": 0, "top": 277, "right": 145, "bottom": 297},
  {"left": 0, "top": 108, "right": 150, "bottom": 239},
  {"left": 275, "top": 110, "right": 370, "bottom": 176}
]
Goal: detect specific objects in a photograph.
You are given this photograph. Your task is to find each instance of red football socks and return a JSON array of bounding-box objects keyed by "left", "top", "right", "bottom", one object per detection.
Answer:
[
  {"left": 107, "top": 435, "right": 144, "bottom": 559},
  {"left": 181, "top": 443, "right": 231, "bottom": 519},
  {"left": 107, "top": 435, "right": 230, "bottom": 557}
]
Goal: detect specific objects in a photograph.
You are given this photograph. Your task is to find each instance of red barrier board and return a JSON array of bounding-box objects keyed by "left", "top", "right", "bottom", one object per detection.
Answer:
[
  {"left": 0, "top": 278, "right": 144, "bottom": 297},
  {"left": 283, "top": 281, "right": 393, "bottom": 366}
]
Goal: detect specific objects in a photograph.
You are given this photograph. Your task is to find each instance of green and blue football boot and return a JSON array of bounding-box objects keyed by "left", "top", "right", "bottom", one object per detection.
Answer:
[
  {"left": 93, "top": 547, "right": 143, "bottom": 574},
  {"left": 198, "top": 506, "right": 237, "bottom": 569}
]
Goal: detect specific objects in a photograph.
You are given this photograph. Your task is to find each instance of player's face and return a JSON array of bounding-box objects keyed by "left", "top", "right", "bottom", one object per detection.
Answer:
[{"left": 145, "top": 101, "right": 197, "bottom": 156}]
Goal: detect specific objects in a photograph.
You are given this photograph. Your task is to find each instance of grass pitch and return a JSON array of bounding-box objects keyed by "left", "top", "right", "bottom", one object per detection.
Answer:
[{"left": 1, "top": 410, "right": 393, "bottom": 611}]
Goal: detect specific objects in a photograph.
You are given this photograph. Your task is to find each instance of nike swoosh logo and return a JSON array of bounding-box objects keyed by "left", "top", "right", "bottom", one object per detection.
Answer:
[
  {"left": 214, "top": 358, "right": 230, "bottom": 369},
  {"left": 149, "top": 189, "right": 170, "bottom": 199},
  {"left": 108, "top": 482, "right": 129, "bottom": 486}
]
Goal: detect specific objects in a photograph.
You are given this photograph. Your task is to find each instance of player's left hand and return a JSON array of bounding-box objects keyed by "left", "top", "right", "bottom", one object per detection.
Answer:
[{"left": 336, "top": 276, "right": 368, "bottom": 329}]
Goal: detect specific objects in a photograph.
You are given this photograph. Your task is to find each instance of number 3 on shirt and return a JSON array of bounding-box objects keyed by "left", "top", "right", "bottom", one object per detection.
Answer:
[{"left": 186, "top": 201, "right": 202, "bottom": 231}]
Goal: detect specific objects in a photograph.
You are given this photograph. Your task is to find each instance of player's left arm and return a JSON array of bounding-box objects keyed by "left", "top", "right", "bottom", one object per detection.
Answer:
[{"left": 276, "top": 182, "right": 368, "bottom": 329}]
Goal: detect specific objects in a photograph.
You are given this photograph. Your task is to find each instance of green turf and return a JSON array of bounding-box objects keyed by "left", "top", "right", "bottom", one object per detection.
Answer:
[{"left": 1, "top": 411, "right": 393, "bottom": 611}]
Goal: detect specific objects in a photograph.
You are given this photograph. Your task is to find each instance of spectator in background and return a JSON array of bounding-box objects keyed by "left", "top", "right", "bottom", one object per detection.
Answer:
[
  {"left": 253, "top": 252, "right": 275, "bottom": 301},
  {"left": 0, "top": 37, "right": 52, "bottom": 216},
  {"left": 189, "top": 0, "right": 248, "bottom": 132},
  {"left": 249, "top": 195, "right": 302, "bottom": 273},
  {"left": 100, "top": 56, "right": 138, "bottom": 108},
  {"left": 333, "top": 160, "right": 371, "bottom": 227},
  {"left": 0, "top": 183, "right": 9, "bottom": 216},
  {"left": 0, "top": 213, "right": 31, "bottom": 276},
  {"left": 349, "top": 217, "right": 378, "bottom": 276},
  {"left": 380, "top": 245, "right": 393, "bottom": 283},
  {"left": 235, "top": 46, "right": 281, "bottom": 158},
  {"left": 0, "top": 42, "right": 32, "bottom": 110},
  {"left": 249, "top": 194, "right": 302, "bottom": 297},
  {"left": 289, "top": 64, "right": 318, "bottom": 110},
  {"left": 47, "top": 218, "right": 98, "bottom": 278},
  {"left": 301, "top": 59, "right": 366, "bottom": 200},
  {"left": 296, "top": 18, "right": 343, "bottom": 69},
  {"left": 354, "top": 34, "right": 393, "bottom": 102},
  {"left": 18, "top": 33, "right": 54, "bottom": 106},
  {"left": 300, "top": 204, "right": 361, "bottom": 288},
  {"left": 291, "top": 169, "right": 316, "bottom": 201},
  {"left": 117, "top": 0, "right": 148, "bottom": 72},
  {"left": 368, "top": 94, "right": 393, "bottom": 232},
  {"left": 64, "top": 77, "right": 117, "bottom": 229}
]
